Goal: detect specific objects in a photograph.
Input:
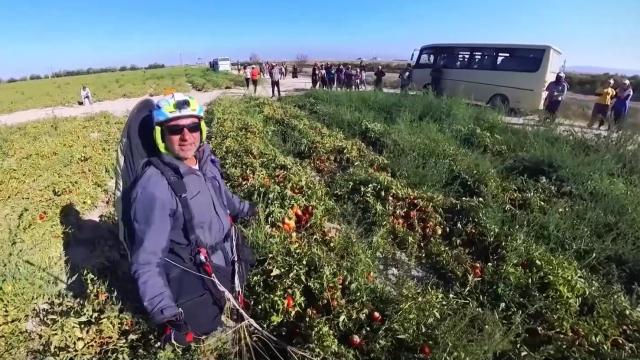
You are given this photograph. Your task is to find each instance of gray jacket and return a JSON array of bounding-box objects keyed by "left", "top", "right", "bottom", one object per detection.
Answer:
[{"left": 130, "top": 144, "right": 252, "bottom": 324}]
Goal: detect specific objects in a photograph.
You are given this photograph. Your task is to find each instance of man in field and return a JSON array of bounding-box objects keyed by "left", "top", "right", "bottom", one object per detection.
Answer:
[
  {"left": 129, "top": 93, "right": 257, "bottom": 346},
  {"left": 80, "top": 85, "right": 93, "bottom": 105}
]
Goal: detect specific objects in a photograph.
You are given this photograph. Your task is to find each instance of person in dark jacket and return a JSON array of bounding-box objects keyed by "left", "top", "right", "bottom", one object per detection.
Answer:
[
  {"left": 430, "top": 65, "right": 443, "bottom": 96},
  {"left": 326, "top": 65, "right": 335, "bottom": 90},
  {"left": 399, "top": 63, "right": 412, "bottom": 93},
  {"left": 373, "top": 65, "right": 385, "bottom": 91},
  {"left": 292, "top": 64, "right": 298, "bottom": 78},
  {"left": 311, "top": 64, "right": 319, "bottom": 89},
  {"left": 131, "top": 93, "right": 257, "bottom": 346},
  {"left": 344, "top": 65, "right": 354, "bottom": 90}
]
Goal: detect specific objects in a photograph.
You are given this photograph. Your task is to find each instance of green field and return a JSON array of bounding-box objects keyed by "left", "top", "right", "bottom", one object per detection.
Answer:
[
  {"left": 1, "top": 92, "right": 639, "bottom": 359},
  {"left": 0, "top": 67, "right": 243, "bottom": 114}
]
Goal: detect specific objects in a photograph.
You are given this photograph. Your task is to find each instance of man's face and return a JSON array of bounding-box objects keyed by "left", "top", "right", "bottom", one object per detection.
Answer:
[{"left": 162, "top": 117, "right": 201, "bottom": 161}]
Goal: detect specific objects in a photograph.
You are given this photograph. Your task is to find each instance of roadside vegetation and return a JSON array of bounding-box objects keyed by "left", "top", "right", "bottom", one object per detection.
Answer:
[
  {"left": 0, "top": 67, "right": 243, "bottom": 114},
  {"left": 0, "top": 92, "right": 639, "bottom": 359}
]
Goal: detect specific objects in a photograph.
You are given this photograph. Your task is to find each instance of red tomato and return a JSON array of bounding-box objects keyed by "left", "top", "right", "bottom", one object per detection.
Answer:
[
  {"left": 370, "top": 311, "right": 383, "bottom": 323},
  {"left": 348, "top": 334, "right": 362, "bottom": 348},
  {"left": 285, "top": 294, "right": 294, "bottom": 310},
  {"left": 419, "top": 343, "right": 432, "bottom": 358}
]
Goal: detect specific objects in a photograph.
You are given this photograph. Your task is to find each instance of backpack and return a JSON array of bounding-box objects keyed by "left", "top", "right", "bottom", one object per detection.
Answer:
[{"left": 114, "top": 99, "right": 255, "bottom": 336}]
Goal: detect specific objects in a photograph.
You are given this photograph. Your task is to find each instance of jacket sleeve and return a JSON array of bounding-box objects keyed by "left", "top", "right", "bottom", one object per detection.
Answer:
[
  {"left": 130, "top": 172, "right": 179, "bottom": 324},
  {"left": 222, "top": 180, "right": 253, "bottom": 219}
]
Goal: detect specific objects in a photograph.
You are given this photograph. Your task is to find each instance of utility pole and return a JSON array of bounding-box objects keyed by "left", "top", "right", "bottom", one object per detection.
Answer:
[{"left": 180, "top": 53, "right": 183, "bottom": 66}]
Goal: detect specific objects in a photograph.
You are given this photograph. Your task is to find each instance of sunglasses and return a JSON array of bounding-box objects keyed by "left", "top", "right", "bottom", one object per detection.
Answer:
[{"left": 163, "top": 122, "right": 201, "bottom": 136}]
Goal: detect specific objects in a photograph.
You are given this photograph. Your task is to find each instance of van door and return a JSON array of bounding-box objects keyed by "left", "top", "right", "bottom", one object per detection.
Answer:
[{"left": 412, "top": 48, "right": 436, "bottom": 89}]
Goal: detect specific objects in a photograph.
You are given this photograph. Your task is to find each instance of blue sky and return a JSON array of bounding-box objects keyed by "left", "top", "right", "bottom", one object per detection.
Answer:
[{"left": 1, "top": 0, "right": 639, "bottom": 78}]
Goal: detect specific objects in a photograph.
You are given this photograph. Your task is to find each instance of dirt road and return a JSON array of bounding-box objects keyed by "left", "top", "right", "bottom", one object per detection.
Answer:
[
  {"left": 0, "top": 75, "right": 618, "bottom": 138},
  {"left": 0, "top": 76, "right": 312, "bottom": 126}
]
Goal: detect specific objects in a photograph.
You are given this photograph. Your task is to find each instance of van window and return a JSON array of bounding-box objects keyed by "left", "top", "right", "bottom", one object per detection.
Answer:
[
  {"left": 495, "top": 48, "right": 544, "bottom": 72},
  {"left": 469, "top": 49, "right": 496, "bottom": 70},
  {"left": 414, "top": 49, "right": 436, "bottom": 69}
]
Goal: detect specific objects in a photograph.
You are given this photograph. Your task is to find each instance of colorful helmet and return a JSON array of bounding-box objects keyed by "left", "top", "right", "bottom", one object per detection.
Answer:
[{"left": 152, "top": 92, "right": 204, "bottom": 124}]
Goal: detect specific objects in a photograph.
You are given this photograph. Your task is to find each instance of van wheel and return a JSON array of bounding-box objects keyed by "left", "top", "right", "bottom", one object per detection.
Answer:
[{"left": 488, "top": 95, "right": 510, "bottom": 114}]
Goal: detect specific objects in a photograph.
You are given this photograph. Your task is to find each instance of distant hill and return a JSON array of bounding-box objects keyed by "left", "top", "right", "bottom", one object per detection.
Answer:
[{"left": 567, "top": 66, "right": 640, "bottom": 76}]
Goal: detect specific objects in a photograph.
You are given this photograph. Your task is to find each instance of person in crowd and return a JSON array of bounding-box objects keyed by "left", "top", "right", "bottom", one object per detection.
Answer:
[
  {"left": 399, "top": 63, "right": 412, "bottom": 93},
  {"left": 373, "top": 66, "right": 385, "bottom": 91},
  {"left": 360, "top": 67, "right": 367, "bottom": 90},
  {"left": 336, "top": 64, "right": 345, "bottom": 90},
  {"left": 283, "top": 63, "right": 288, "bottom": 79},
  {"left": 326, "top": 65, "right": 336, "bottom": 90},
  {"left": 250, "top": 65, "right": 261, "bottom": 94},
  {"left": 319, "top": 65, "right": 327, "bottom": 89},
  {"left": 271, "top": 63, "right": 282, "bottom": 98},
  {"left": 344, "top": 65, "right": 354, "bottom": 90},
  {"left": 292, "top": 64, "right": 298, "bottom": 78},
  {"left": 611, "top": 79, "right": 634, "bottom": 131},
  {"left": 354, "top": 69, "right": 361, "bottom": 91},
  {"left": 311, "top": 64, "right": 319, "bottom": 89},
  {"left": 543, "top": 72, "right": 569, "bottom": 122},
  {"left": 242, "top": 65, "right": 251, "bottom": 90},
  {"left": 587, "top": 78, "right": 616, "bottom": 129},
  {"left": 80, "top": 85, "right": 93, "bottom": 105}
]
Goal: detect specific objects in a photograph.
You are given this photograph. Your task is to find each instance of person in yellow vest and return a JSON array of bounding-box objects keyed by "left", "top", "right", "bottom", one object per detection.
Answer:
[{"left": 587, "top": 79, "right": 616, "bottom": 129}]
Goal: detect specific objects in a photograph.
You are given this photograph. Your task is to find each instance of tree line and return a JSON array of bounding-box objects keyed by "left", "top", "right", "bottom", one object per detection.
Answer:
[{"left": 0, "top": 63, "right": 166, "bottom": 84}]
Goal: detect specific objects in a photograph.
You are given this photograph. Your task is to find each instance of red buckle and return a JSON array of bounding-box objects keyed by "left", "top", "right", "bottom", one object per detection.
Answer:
[{"left": 185, "top": 331, "right": 194, "bottom": 343}]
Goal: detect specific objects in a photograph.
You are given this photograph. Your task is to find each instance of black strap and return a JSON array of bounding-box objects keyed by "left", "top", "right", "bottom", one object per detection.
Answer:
[{"left": 149, "top": 158, "right": 204, "bottom": 249}]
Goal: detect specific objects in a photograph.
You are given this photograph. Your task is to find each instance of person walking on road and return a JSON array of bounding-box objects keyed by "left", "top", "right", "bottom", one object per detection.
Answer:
[
  {"left": 354, "top": 69, "right": 361, "bottom": 91},
  {"left": 270, "top": 63, "right": 282, "bottom": 98},
  {"left": 311, "top": 64, "right": 319, "bottom": 89},
  {"left": 242, "top": 65, "right": 251, "bottom": 90},
  {"left": 292, "top": 64, "right": 298, "bottom": 78},
  {"left": 543, "top": 72, "right": 569, "bottom": 123},
  {"left": 611, "top": 79, "right": 634, "bottom": 130},
  {"left": 399, "top": 63, "right": 412, "bottom": 93},
  {"left": 373, "top": 66, "right": 385, "bottom": 91},
  {"left": 587, "top": 78, "right": 616, "bottom": 129},
  {"left": 250, "top": 65, "right": 261, "bottom": 95}
]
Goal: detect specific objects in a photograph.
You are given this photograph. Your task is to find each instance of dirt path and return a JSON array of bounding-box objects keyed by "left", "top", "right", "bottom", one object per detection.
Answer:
[
  {"left": 0, "top": 75, "right": 617, "bottom": 138},
  {"left": 0, "top": 76, "right": 312, "bottom": 126}
]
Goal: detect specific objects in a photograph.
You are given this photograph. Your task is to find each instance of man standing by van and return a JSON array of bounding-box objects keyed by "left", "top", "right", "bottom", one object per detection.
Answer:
[{"left": 543, "top": 72, "right": 568, "bottom": 122}]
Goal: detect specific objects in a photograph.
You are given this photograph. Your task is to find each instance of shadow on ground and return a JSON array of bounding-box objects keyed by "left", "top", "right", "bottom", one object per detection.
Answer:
[{"left": 59, "top": 203, "right": 144, "bottom": 315}]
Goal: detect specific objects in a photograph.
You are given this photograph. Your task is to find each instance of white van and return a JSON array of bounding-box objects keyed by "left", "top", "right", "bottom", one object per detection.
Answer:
[
  {"left": 210, "top": 57, "right": 232, "bottom": 72},
  {"left": 411, "top": 43, "right": 563, "bottom": 111}
]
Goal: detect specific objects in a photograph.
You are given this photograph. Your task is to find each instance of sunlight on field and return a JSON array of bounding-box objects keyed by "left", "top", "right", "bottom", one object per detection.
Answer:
[{"left": 0, "top": 67, "right": 243, "bottom": 114}]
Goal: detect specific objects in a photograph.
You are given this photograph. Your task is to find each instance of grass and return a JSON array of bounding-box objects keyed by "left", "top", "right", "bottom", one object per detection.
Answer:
[
  {"left": 1, "top": 92, "right": 639, "bottom": 359},
  {"left": 0, "top": 67, "right": 244, "bottom": 114}
]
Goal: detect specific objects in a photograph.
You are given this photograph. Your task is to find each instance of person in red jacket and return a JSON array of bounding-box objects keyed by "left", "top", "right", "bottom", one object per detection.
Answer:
[{"left": 250, "top": 65, "right": 260, "bottom": 94}]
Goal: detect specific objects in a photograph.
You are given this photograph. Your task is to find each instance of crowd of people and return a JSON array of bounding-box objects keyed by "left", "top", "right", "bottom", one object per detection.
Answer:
[{"left": 544, "top": 73, "right": 635, "bottom": 131}]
